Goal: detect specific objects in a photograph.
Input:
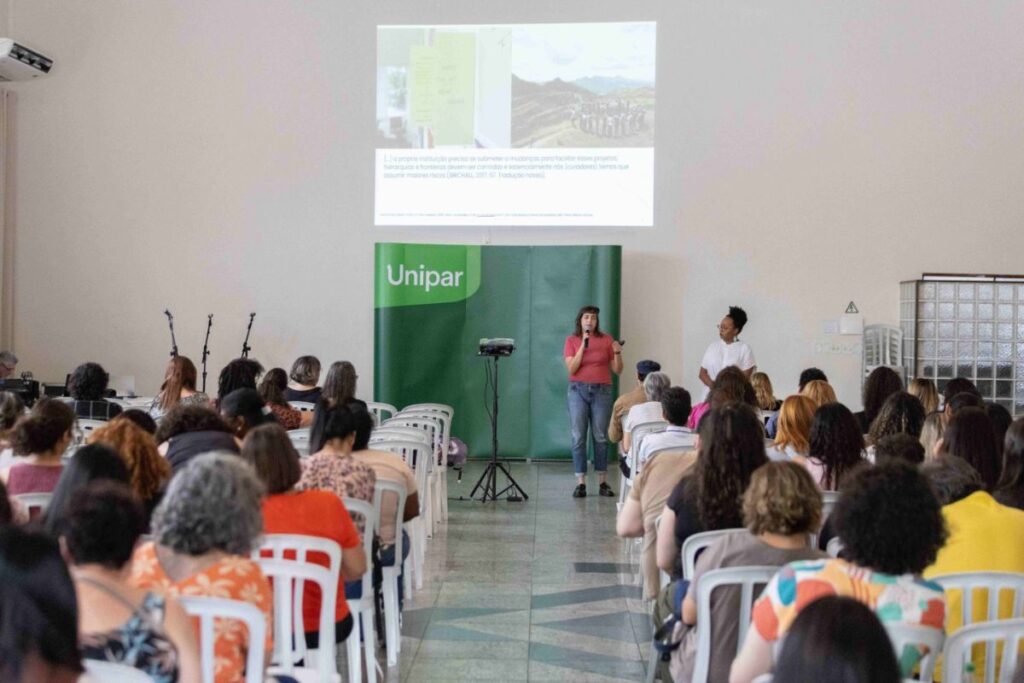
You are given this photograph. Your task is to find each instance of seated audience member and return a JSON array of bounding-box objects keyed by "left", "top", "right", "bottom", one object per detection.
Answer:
[
  {"left": 944, "top": 391, "right": 985, "bottom": 423},
  {"left": 874, "top": 433, "right": 926, "bottom": 465},
  {"left": 852, "top": 366, "right": 903, "bottom": 434},
  {"left": 0, "top": 526, "right": 84, "bottom": 683},
  {"left": 299, "top": 404, "right": 376, "bottom": 524},
  {"left": 687, "top": 367, "right": 757, "bottom": 430},
  {"left": 42, "top": 443, "right": 129, "bottom": 536},
  {"left": 59, "top": 481, "right": 200, "bottom": 682},
  {"left": 220, "top": 388, "right": 276, "bottom": 439},
  {"left": 750, "top": 371, "right": 781, "bottom": 413},
  {"left": 622, "top": 371, "right": 671, "bottom": 454},
  {"left": 0, "top": 349, "right": 17, "bottom": 378},
  {"left": 909, "top": 376, "right": 940, "bottom": 414},
  {"left": 987, "top": 402, "right": 1013, "bottom": 461},
  {"left": 800, "top": 402, "right": 865, "bottom": 490},
  {"left": 0, "top": 390, "right": 24, "bottom": 445},
  {"left": 610, "top": 360, "right": 661, "bottom": 447},
  {"left": 1, "top": 397, "right": 74, "bottom": 495},
  {"left": 148, "top": 356, "right": 210, "bottom": 420},
  {"left": 241, "top": 424, "right": 365, "bottom": 648},
  {"left": 764, "top": 367, "right": 827, "bottom": 437},
  {"left": 284, "top": 355, "right": 322, "bottom": 403},
  {"left": 800, "top": 379, "right": 837, "bottom": 408},
  {"left": 216, "top": 357, "right": 264, "bottom": 406},
  {"left": 88, "top": 417, "right": 171, "bottom": 523},
  {"left": 771, "top": 596, "right": 902, "bottom": 683},
  {"left": 131, "top": 453, "right": 273, "bottom": 683},
  {"left": 938, "top": 406, "right": 1000, "bottom": 490},
  {"left": 64, "top": 362, "right": 123, "bottom": 421},
  {"left": 994, "top": 418, "right": 1024, "bottom": 510},
  {"left": 670, "top": 462, "right": 826, "bottom": 683},
  {"left": 654, "top": 403, "right": 768, "bottom": 622},
  {"left": 258, "top": 368, "right": 310, "bottom": 429},
  {"left": 942, "top": 376, "right": 981, "bottom": 411},
  {"left": 637, "top": 387, "right": 694, "bottom": 469},
  {"left": 118, "top": 408, "right": 158, "bottom": 435},
  {"left": 617, "top": 388, "right": 698, "bottom": 600},
  {"left": 350, "top": 406, "right": 419, "bottom": 607},
  {"left": 920, "top": 411, "right": 944, "bottom": 460},
  {"left": 730, "top": 462, "right": 947, "bottom": 683},
  {"left": 154, "top": 404, "right": 239, "bottom": 472},
  {"left": 766, "top": 395, "right": 815, "bottom": 462},
  {"left": 309, "top": 361, "right": 365, "bottom": 448},
  {"left": 866, "top": 391, "right": 926, "bottom": 459}
]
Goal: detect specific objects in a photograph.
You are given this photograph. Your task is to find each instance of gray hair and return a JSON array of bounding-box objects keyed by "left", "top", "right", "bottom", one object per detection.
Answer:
[
  {"left": 0, "top": 351, "right": 17, "bottom": 367},
  {"left": 152, "top": 451, "right": 264, "bottom": 556},
  {"left": 643, "top": 372, "right": 671, "bottom": 402},
  {"left": 920, "top": 455, "right": 983, "bottom": 506}
]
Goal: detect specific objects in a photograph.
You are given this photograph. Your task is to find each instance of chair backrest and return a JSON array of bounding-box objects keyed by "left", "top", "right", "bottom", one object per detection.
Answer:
[
  {"left": 371, "top": 426, "right": 430, "bottom": 445},
  {"left": 682, "top": 529, "right": 743, "bottom": 581},
  {"left": 399, "top": 406, "right": 452, "bottom": 459},
  {"left": 373, "top": 479, "right": 408, "bottom": 571},
  {"left": 942, "top": 617, "right": 1024, "bottom": 683},
  {"left": 931, "top": 571, "right": 1024, "bottom": 679},
  {"left": 178, "top": 596, "right": 266, "bottom": 683},
  {"left": 885, "top": 622, "right": 945, "bottom": 683},
  {"left": 821, "top": 491, "right": 841, "bottom": 521},
  {"left": 692, "top": 566, "right": 778, "bottom": 683},
  {"left": 628, "top": 419, "right": 668, "bottom": 476},
  {"left": 288, "top": 401, "right": 316, "bottom": 412},
  {"left": 862, "top": 324, "right": 904, "bottom": 381},
  {"left": 286, "top": 428, "right": 310, "bottom": 456},
  {"left": 77, "top": 418, "right": 107, "bottom": 435},
  {"left": 13, "top": 491, "right": 53, "bottom": 515},
  {"left": 825, "top": 536, "right": 845, "bottom": 558},
  {"left": 341, "top": 497, "right": 377, "bottom": 599},
  {"left": 367, "top": 401, "right": 398, "bottom": 423},
  {"left": 82, "top": 659, "right": 156, "bottom": 682},
  {"left": 256, "top": 557, "right": 337, "bottom": 678},
  {"left": 386, "top": 414, "right": 443, "bottom": 462}
]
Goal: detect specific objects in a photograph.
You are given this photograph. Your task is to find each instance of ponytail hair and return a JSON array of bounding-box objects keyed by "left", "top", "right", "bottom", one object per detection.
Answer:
[{"left": 11, "top": 398, "right": 75, "bottom": 455}]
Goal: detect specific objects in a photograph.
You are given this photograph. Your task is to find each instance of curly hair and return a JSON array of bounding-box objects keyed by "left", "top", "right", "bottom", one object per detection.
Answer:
[
  {"left": 67, "top": 362, "right": 110, "bottom": 400},
  {"left": 58, "top": 481, "right": 144, "bottom": 570},
  {"left": 808, "top": 403, "right": 865, "bottom": 490},
  {"left": 217, "top": 358, "right": 264, "bottom": 402},
  {"left": 941, "top": 407, "right": 1000, "bottom": 490},
  {"left": 154, "top": 404, "right": 232, "bottom": 444},
  {"left": 743, "top": 461, "right": 821, "bottom": 535},
  {"left": 695, "top": 402, "right": 768, "bottom": 529},
  {"left": 867, "top": 391, "right": 926, "bottom": 445},
  {"left": 89, "top": 417, "right": 170, "bottom": 502},
  {"left": 800, "top": 380, "right": 837, "bottom": 408},
  {"left": 774, "top": 395, "right": 817, "bottom": 454},
  {"left": 11, "top": 398, "right": 75, "bottom": 455},
  {"left": 861, "top": 367, "right": 903, "bottom": 428},
  {"left": 832, "top": 462, "right": 947, "bottom": 575},
  {"left": 151, "top": 452, "right": 264, "bottom": 556},
  {"left": 726, "top": 306, "right": 748, "bottom": 332}
]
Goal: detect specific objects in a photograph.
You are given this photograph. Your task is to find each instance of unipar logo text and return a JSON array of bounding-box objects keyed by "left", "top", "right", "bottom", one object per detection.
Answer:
[{"left": 386, "top": 264, "right": 465, "bottom": 292}]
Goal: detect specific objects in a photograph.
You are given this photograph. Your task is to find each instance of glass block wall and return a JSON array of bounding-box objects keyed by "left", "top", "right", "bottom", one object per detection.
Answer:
[{"left": 901, "top": 277, "right": 1024, "bottom": 416}]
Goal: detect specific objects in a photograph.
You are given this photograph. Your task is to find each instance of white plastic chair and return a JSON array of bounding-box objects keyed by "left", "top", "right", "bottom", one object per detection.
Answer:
[
  {"left": 682, "top": 529, "right": 743, "bottom": 580},
  {"left": 885, "top": 622, "right": 945, "bottom": 683},
  {"left": 398, "top": 405, "right": 452, "bottom": 523},
  {"left": 256, "top": 557, "right": 340, "bottom": 682},
  {"left": 13, "top": 491, "right": 52, "bottom": 515},
  {"left": 178, "top": 596, "right": 266, "bottom": 683},
  {"left": 342, "top": 498, "right": 379, "bottom": 683},
  {"left": 370, "top": 438, "right": 429, "bottom": 591},
  {"left": 82, "top": 660, "right": 155, "bottom": 682},
  {"left": 942, "top": 618, "right": 1024, "bottom": 683},
  {"left": 77, "top": 418, "right": 108, "bottom": 436},
  {"left": 373, "top": 479, "right": 408, "bottom": 668},
  {"left": 289, "top": 401, "right": 317, "bottom": 412},
  {"left": 287, "top": 428, "right": 311, "bottom": 456},
  {"left": 620, "top": 419, "right": 667, "bottom": 508},
  {"left": 826, "top": 536, "right": 845, "bottom": 558},
  {"left": 691, "top": 566, "right": 778, "bottom": 683},
  {"left": 384, "top": 414, "right": 443, "bottom": 535},
  {"left": 367, "top": 402, "right": 398, "bottom": 423},
  {"left": 862, "top": 324, "right": 904, "bottom": 382}
]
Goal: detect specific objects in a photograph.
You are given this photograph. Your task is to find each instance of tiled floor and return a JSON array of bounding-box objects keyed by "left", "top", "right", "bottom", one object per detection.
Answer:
[{"left": 387, "top": 461, "right": 651, "bottom": 682}]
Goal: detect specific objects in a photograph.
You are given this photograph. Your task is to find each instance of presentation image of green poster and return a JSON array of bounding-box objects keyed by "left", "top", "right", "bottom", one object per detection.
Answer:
[{"left": 374, "top": 243, "right": 621, "bottom": 459}]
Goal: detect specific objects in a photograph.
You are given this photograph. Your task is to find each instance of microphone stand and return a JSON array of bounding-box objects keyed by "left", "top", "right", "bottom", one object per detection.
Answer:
[
  {"left": 240, "top": 312, "right": 255, "bottom": 358},
  {"left": 164, "top": 310, "right": 179, "bottom": 357},
  {"left": 201, "top": 314, "right": 213, "bottom": 393}
]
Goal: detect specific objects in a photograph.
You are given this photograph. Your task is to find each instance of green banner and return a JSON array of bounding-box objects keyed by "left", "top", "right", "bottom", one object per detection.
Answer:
[{"left": 374, "top": 243, "right": 621, "bottom": 459}]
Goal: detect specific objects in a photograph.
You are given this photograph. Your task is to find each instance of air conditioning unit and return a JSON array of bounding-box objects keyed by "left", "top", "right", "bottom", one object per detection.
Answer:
[{"left": 0, "top": 39, "right": 53, "bottom": 81}]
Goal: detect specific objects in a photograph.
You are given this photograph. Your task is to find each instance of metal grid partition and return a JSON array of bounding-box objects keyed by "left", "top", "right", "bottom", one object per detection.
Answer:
[{"left": 901, "top": 275, "right": 1024, "bottom": 416}]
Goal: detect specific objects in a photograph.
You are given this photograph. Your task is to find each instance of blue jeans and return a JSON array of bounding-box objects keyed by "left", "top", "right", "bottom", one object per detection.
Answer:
[{"left": 567, "top": 381, "right": 613, "bottom": 475}]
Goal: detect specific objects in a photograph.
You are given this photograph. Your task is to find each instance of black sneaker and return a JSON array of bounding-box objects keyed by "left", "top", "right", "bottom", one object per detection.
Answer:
[
  {"left": 572, "top": 484, "right": 587, "bottom": 498},
  {"left": 599, "top": 483, "right": 616, "bottom": 497}
]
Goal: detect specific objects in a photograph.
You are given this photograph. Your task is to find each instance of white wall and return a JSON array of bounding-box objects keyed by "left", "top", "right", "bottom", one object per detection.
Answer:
[{"left": 3, "top": 1, "right": 1023, "bottom": 413}]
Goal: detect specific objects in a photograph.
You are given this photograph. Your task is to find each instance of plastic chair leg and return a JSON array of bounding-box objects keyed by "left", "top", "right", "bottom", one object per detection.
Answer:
[
  {"left": 382, "top": 569, "right": 401, "bottom": 667},
  {"left": 344, "top": 630, "right": 362, "bottom": 683},
  {"left": 361, "top": 609, "right": 377, "bottom": 683}
]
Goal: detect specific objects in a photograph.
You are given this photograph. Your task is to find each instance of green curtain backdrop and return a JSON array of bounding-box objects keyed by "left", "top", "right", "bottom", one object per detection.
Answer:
[{"left": 374, "top": 243, "right": 621, "bottom": 459}]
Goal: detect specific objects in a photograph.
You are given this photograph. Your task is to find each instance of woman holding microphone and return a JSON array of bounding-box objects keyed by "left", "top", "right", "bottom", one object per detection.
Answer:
[{"left": 564, "top": 305, "right": 623, "bottom": 498}]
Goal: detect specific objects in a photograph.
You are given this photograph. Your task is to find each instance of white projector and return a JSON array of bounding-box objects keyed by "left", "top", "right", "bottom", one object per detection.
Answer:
[{"left": 0, "top": 39, "right": 53, "bottom": 81}]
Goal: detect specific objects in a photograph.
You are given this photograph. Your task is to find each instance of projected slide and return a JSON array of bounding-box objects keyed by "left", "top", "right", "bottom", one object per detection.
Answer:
[{"left": 375, "top": 22, "right": 656, "bottom": 227}]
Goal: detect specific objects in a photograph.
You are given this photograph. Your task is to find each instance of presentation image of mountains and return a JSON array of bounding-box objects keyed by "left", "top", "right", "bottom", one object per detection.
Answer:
[{"left": 511, "top": 74, "right": 655, "bottom": 149}]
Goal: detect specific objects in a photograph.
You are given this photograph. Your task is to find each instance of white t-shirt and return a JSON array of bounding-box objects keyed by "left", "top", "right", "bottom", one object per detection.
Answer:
[{"left": 699, "top": 338, "right": 756, "bottom": 400}]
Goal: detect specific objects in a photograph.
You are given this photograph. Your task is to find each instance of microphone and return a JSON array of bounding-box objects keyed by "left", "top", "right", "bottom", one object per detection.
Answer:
[{"left": 583, "top": 324, "right": 592, "bottom": 348}]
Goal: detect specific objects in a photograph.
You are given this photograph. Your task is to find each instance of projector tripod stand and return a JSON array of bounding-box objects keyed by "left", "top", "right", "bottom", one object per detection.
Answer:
[{"left": 469, "top": 354, "right": 528, "bottom": 503}]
